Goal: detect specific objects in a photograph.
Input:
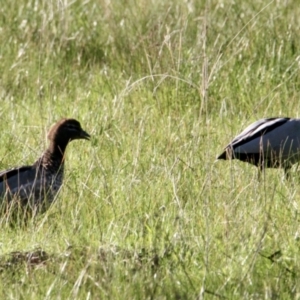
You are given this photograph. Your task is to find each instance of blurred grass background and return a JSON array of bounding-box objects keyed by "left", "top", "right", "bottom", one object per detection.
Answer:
[{"left": 0, "top": 0, "right": 300, "bottom": 298}]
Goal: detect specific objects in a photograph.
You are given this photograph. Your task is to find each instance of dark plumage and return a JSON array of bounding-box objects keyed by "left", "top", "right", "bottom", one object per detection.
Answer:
[
  {"left": 217, "top": 117, "right": 300, "bottom": 178},
  {"left": 0, "top": 118, "right": 90, "bottom": 216}
]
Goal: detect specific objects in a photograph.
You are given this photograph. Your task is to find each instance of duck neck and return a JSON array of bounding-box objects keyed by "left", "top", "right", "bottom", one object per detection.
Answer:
[{"left": 41, "top": 140, "right": 69, "bottom": 168}]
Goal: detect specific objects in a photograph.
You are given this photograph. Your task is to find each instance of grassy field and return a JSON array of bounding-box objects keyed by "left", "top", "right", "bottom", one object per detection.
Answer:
[{"left": 0, "top": 0, "right": 300, "bottom": 298}]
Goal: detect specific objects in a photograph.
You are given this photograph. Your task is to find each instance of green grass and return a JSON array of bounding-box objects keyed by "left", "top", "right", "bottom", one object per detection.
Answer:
[{"left": 0, "top": 0, "right": 300, "bottom": 298}]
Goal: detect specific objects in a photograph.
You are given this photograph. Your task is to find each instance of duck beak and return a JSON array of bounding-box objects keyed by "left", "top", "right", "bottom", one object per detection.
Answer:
[{"left": 80, "top": 129, "right": 91, "bottom": 140}]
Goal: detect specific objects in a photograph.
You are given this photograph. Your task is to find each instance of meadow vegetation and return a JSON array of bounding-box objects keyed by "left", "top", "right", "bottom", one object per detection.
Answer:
[{"left": 0, "top": 0, "right": 300, "bottom": 298}]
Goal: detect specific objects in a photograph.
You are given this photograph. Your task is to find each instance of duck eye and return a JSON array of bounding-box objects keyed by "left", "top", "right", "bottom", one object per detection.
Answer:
[{"left": 66, "top": 123, "right": 80, "bottom": 131}]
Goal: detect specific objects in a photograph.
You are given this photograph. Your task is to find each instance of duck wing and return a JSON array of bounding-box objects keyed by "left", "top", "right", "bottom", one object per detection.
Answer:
[
  {"left": 0, "top": 166, "right": 33, "bottom": 183},
  {"left": 229, "top": 117, "right": 290, "bottom": 148},
  {"left": 0, "top": 166, "right": 38, "bottom": 200},
  {"left": 218, "top": 117, "right": 290, "bottom": 159}
]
